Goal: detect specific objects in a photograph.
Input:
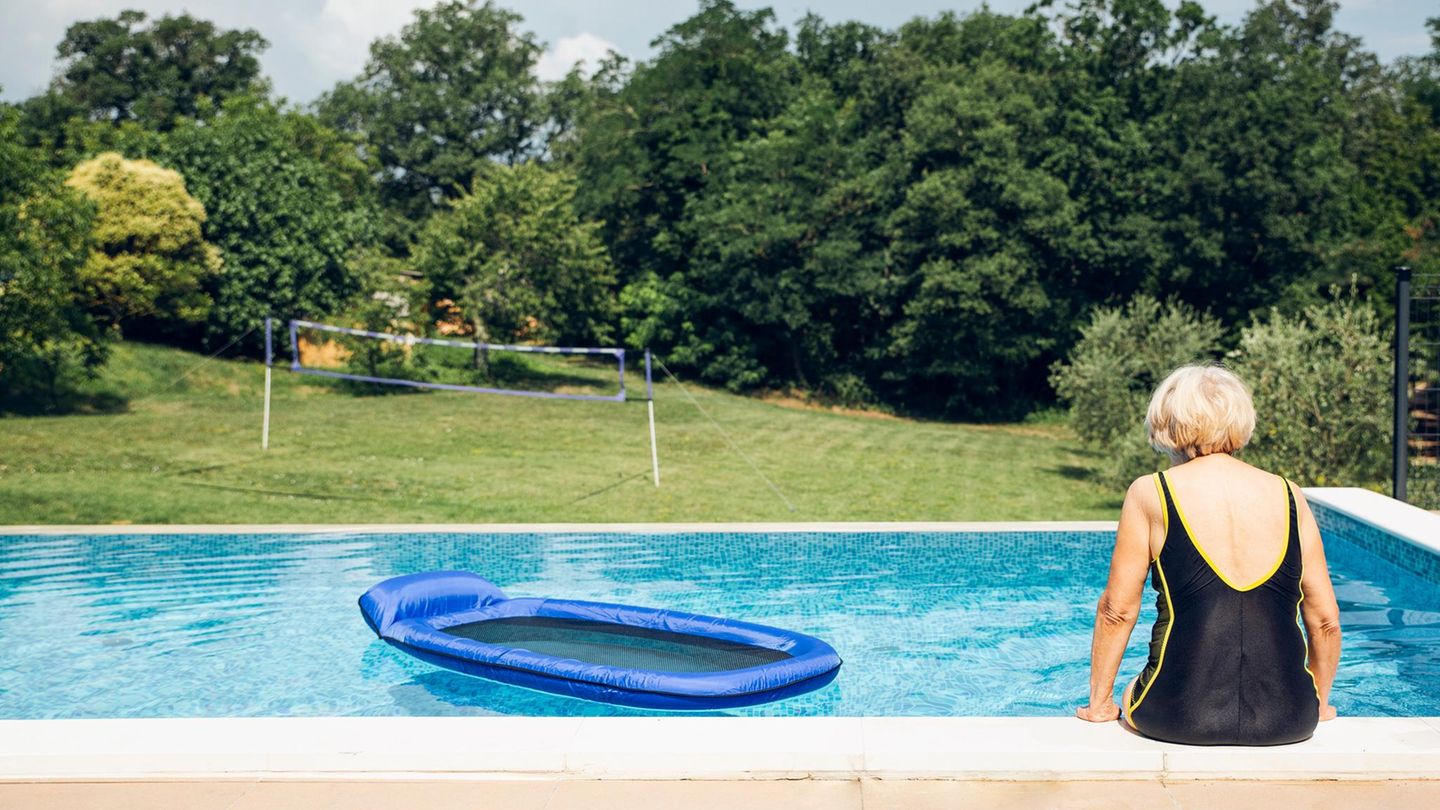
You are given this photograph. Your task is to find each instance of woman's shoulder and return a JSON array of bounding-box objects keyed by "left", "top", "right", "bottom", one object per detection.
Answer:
[
  {"left": 1125, "top": 474, "right": 1164, "bottom": 514},
  {"left": 1123, "top": 472, "right": 1157, "bottom": 492}
]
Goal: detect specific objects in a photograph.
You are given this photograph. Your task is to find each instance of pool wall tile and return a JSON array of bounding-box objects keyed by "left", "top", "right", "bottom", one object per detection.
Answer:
[{"left": 1312, "top": 502, "right": 1440, "bottom": 584}]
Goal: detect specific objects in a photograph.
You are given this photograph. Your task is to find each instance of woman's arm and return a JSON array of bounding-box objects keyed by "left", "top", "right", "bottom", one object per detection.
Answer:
[
  {"left": 1077, "top": 476, "right": 1159, "bottom": 722},
  {"left": 1293, "top": 484, "right": 1341, "bottom": 720}
]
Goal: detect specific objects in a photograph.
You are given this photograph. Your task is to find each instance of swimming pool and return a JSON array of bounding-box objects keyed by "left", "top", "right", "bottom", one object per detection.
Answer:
[{"left": 2, "top": 516, "right": 1438, "bottom": 719}]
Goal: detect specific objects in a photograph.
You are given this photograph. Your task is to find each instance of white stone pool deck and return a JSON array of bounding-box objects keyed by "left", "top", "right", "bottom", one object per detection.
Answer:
[
  {"left": 2, "top": 716, "right": 1440, "bottom": 782},
  {"left": 3, "top": 717, "right": 1440, "bottom": 808},
  {"left": 3, "top": 489, "right": 1439, "bottom": 806}
]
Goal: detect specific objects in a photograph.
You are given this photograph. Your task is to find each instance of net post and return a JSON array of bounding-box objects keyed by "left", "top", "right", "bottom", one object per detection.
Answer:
[
  {"left": 1395, "top": 265, "right": 1412, "bottom": 502},
  {"left": 617, "top": 349, "right": 627, "bottom": 401},
  {"left": 262, "top": 317, "right": 273, "bottom": 451},
  {"left": 645, "top": 349, "right": 654, "bottom": 402},
  {"left": 646, "top": 349, "right": 660, "bottom": 488},
  {"left": 288, "top": 319, "right": 300, "bottom": 371}
]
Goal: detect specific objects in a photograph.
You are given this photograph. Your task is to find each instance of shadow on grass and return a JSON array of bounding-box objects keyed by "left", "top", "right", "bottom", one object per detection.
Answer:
[
  {"left": 1046, "top": 445, "right": 1105, "bottom": 482},
  {"left": 0, "top": 389, "right": 129, "bottom": 418},
  {"left": 320, "top": 366, "right": 616, "bottom": 398},
  {"left": 570, "top": 470, "right": 651, "bottom": 503},
  {"left": 1051, "top": 464, "right": 1099, "bottom": 482},
  {"left": 173, "top": 480, "right": 385, "bottom": 502},
  {"left": 1046, "top": 458, "right": 1125, "bottom": 510}
]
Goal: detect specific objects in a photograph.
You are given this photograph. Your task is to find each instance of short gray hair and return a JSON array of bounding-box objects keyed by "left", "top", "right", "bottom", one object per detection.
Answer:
[{"left": 1145, "top": 365, "right": 1256, "bottom": 462}]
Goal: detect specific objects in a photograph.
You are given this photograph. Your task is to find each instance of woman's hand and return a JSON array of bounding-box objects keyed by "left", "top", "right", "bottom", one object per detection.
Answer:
[
  {"left": 1076, "top": 701, "right": 1120, "bottom": 722},
  {"left": 1320, "top": 704, "right": 1337, "bottom": 721}
]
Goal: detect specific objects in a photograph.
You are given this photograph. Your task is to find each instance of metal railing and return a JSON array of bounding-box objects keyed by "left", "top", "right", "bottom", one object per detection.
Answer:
[{"left": 1396, "top": 267, "right": 1440, "bottom": 509}]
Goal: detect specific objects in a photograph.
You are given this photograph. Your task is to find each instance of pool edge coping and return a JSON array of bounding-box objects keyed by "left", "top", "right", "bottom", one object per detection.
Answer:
[
  {"left": 1304, "top": 488, "right": 1440, "bottom": 557},
  {"left": 3, "top": 716, "right": 1440, "bottom": 782}
]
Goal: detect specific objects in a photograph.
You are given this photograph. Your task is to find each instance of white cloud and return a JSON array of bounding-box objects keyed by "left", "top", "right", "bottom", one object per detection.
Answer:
[
  {"left": 535, "top": 32, "right": 618, "bottom": 82},
  {"left": 309, "top": 0, "right": 440, "bottom": 76},
  {"left": 3, "top": 1, "right": 1434, "bottom": 105}
]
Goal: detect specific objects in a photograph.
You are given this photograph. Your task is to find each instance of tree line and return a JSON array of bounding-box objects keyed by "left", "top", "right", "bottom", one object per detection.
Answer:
[{"left": 2, "top": 0, "right": 1437, "bottom": 420}]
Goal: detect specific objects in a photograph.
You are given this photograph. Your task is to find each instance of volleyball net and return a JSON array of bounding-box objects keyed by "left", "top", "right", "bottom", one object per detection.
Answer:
[
  {"left": 285, "top": 318, "right": 628, "bottom": 402},
  {"left": 260, "top": 317, "right": 660, "bottom": 486}
]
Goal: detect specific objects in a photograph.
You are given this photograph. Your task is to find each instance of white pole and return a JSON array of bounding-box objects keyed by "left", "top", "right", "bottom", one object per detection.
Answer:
[
  {"left": 645, "top": 349, "right": 659, "bottom": 487},
  {"left": 648, "top": 398, "right": 660, "bottom": 488},
  {"left": 261, "top": 316, "right": 273, "bottom": 451},
  {"left": 262, "top": 365, "right": 272, "bottom": 451}
]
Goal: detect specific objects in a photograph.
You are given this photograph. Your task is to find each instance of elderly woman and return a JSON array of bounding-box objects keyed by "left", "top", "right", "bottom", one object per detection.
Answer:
[{"left": 1076, "top": 365, "right": 1341, "bottom": 745}]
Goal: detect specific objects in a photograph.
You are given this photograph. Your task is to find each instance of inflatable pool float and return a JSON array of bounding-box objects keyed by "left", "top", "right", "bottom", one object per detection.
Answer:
[{"left": 359, "top": 571, "right": 842, "bottom": 710}]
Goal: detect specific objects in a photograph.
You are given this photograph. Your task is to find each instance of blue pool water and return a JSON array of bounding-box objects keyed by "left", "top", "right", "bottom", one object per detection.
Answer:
[{"left": 1, "top": 524, "right": 1437, "bottom": 718}]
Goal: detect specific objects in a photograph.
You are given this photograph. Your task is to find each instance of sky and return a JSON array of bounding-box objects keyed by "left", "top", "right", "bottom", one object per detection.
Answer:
[{"left": 1, "top": 1, "right": 1434, "bottom": 105}]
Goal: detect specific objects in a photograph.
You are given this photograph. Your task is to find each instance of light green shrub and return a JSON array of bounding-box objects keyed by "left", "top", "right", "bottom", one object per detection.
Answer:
[
  {"left": 65, "top": 152, "right": 219, "bottom": 330},
  {"left": 1050, "top": 296, "right": 1224, "bottom": 488},
  {"left": 1231, "top": 288, "right": 1390, "bottom": 487}
]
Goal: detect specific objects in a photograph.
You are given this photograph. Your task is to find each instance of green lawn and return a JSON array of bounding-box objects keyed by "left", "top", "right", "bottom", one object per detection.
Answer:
[{"left": 0, "top": 342, "right": 1121, "bottom": 524}]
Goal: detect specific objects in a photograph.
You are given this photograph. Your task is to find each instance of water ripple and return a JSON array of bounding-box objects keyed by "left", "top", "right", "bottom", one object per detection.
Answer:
[{"left": 0, "top": 529, "right": 1435, "bottom": 718}]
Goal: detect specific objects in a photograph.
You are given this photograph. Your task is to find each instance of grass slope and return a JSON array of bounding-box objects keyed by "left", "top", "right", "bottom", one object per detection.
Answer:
[{"left": 0, "top": 343, "right": 1120, "bottom": 524}]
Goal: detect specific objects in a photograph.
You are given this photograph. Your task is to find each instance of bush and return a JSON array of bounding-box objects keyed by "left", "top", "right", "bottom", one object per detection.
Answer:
[
  {"left": 1050, "top": 296, "right": 1223, "bottom": 488},
  {"left": 159, "top": 96, "right": 378, "bottom": 352},
  {"left": 1231, "top": 287, "right": 1391, "bottom": 487},
  {"left": 0, "top": 108, "right": 107, "bottom": 413},
  {"left": 65, "top": 152, "right": 219, "bottom": 330},
  {"left": 414, "top": 163, "right": 617, "bottom": 352},
  {"left": 335, "top": 301, "right": 436, "bottom": 396}
]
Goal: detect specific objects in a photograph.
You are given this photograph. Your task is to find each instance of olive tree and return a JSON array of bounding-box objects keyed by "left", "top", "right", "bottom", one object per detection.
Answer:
[
  {"left": 1231, "top": 288, "right": 1391, "bottom": 486},
  {"left": 1050, "top": 295, "right": 1224, "bottom": 488}
]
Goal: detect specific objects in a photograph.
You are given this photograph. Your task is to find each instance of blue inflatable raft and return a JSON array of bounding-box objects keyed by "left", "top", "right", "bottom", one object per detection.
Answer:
[{"left": 359, "top": 571, "right": 842, "bottom": 710}]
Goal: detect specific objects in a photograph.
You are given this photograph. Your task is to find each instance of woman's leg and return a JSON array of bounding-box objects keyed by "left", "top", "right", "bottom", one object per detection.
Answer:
[{"left": 1120, "top": 677, "right": 1139, "bottom": 731}]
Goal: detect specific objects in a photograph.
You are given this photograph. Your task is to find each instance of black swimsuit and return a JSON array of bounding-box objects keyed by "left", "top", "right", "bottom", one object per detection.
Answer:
[{"left": 1126, "top": 471, "right": 1320, "bottom": 746}]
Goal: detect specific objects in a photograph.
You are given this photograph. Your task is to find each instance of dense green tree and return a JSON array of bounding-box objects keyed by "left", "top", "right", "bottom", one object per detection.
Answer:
[
  {"left": 876, "top": 3, "right": 1217, "bottom": 412},
  {"left": 1344, "top": 18, "right": 1440, "bottom": 298},
  {"left": 1028, "top": 0, "right": 1215, "bottom": 304},
  {"left": 9, "top": 0, "right": 1433, "bottom": 423},
  {"left": 157, "top": 96, "right": 378, "bottom": 350},
  {"left": 318, "top": 1, "right": 544, "bottom": 225},
  {"left": 881, "top": 55, "right": 1083, "bottom": 413},
  {"left": 567, "top": 0, "right": 796, "bottom": 287},
  {"left": 29, "top": 10, "right": 266, "bottom": 130},
  {"left": 577, "top": 0, "right": 1432, "bottom": 417},
  {"left": 622, "top": 11, "right": 894, "bottom": 395},
  {"left": 413, "top": 163, "right": 616, "bottom": 360},
  {"left": 1400, "top": 18, "right": 1440, "bottom": 126},
  {"left": 0, "top": 104, "right": 106, "bottom": 411},
  {"left": 14, "top": 9, "right": 265, "bottom": 171},
  {"left": 1143, "top": 0, "right": 1375, "bottom": 321},
  {"left": 794, "top": 14, "right": 891, "bottom": 98},
  {"left": 65, "top": 152, "right": 219, "bottom": 330}
]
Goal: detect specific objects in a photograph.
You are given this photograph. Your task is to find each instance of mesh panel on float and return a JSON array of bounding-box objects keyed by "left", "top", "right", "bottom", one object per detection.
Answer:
[{"left": 443, "top": 616, "right": 793, "bottom": 673}]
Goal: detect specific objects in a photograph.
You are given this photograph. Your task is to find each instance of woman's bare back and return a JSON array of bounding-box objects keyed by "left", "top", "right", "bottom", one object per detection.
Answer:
[{"left": 1154, "top": 453, "right": 1290, "bottom": 588}]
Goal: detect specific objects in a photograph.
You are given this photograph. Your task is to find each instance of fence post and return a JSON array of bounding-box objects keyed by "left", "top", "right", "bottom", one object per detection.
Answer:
[{"left": 1395, "top": 266, "right": 1412, "bottom": 502}]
